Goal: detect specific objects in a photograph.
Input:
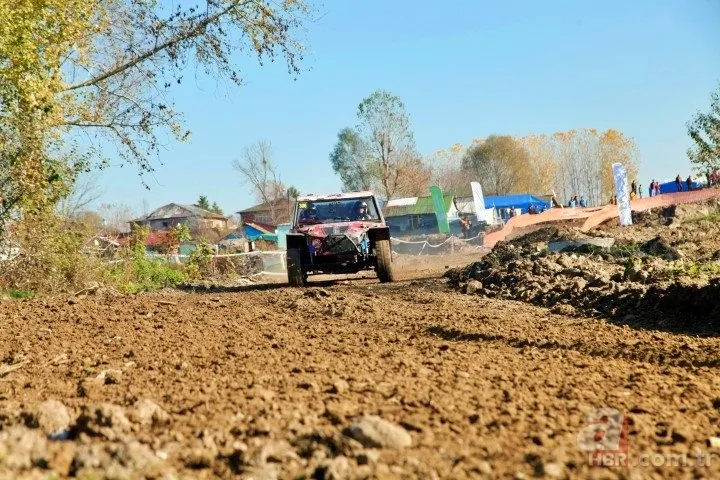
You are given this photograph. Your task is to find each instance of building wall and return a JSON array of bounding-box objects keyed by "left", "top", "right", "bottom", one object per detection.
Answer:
[
  {"left": 202, "top": 218, "right": 227, "bottom": 230},
  {"left": 386, "top": 214, "right": 441, "bottom": 236}
]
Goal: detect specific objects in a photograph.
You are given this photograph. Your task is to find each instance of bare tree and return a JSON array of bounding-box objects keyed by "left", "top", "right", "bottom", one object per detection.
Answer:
[
  {"left": 426, "top": 143, "right": 472, "bottom": 194},
  {"left": 233, "top": 139, "right": 286, "bottom": 223},
  {"left": 56, "top": 171, "right": 105, "bottom": 218},
  {"left": 97, "top": 203, "right": 136, "bottom": 234}
]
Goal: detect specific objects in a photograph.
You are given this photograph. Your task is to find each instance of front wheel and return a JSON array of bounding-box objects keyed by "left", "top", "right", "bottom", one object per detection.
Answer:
[
  {"left": 375, "top": 239, "right": 395, "bottom": 283},
  {"left": 287, "top": 248, "right": 306, "bottom": 287}
]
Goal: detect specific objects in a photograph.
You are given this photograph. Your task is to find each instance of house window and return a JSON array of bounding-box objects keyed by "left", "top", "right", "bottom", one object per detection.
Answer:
[{"left": 409, "top": 215, "right": 422, "bottom": 230}]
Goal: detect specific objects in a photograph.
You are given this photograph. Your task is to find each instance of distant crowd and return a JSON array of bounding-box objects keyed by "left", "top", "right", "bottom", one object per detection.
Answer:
[{"left": 606, "top": 171, "right": 720, "bottom": 205}]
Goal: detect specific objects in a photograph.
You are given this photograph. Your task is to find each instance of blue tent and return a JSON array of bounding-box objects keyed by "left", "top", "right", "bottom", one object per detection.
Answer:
[
  {"left": 484, "top": 194, "right": 551, "bottom": 213},
  {"left": 657, "top": 180, "right": 703, "bottom": 194}
]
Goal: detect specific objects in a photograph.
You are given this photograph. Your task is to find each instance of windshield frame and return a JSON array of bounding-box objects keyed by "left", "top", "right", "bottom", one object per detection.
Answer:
[{"left": 293, "top": 196, "right": 383, "bottom": 226}]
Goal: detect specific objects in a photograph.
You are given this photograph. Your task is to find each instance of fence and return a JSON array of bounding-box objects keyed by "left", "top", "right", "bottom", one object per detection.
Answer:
[
  {"left": 389, "top": 233, "right": 486, "bottom": 256},
  {"left": 96, "top": 233, "right": 488, "bottom": 280}
]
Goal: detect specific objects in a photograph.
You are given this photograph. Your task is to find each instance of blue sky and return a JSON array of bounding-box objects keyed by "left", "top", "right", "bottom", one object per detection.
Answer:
[{"left": 92, "top": 0, "right": 720, "bottom": 216}]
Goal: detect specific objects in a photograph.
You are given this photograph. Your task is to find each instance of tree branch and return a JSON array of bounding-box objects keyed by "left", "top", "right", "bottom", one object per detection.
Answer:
[{"left": 63, "top": 2, "right": 245, "bottom": 92}]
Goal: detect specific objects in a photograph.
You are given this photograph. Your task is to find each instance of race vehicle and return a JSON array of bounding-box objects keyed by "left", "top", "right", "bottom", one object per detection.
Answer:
[{"left": 285, "top": 191, "right": 394, "bottom": 286}]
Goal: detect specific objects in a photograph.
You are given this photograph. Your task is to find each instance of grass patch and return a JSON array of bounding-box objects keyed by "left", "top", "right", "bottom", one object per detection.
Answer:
[
  {"left": 683, "top": 211, "right": 720, "bottom": 224},
  {"left": 3, "top": 289, "right": 35, "bottom": 299},
  {"left": 667, "top": 260, "right": 720, "bottom": 279}
]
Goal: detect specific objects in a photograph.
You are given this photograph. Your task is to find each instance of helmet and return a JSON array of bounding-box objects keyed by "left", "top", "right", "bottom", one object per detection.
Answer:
[
  {"left": 355, "top": 201, "right": 368, "bottom": 210},
  {"left": 305, "top": 204, "right": 317, "bottom": 216}
]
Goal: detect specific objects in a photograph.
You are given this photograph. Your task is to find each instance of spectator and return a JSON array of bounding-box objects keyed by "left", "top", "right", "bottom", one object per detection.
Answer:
[
  {"left": 649, "top": 180, "right": 655, "bottom": 197},
  {"left": 675, "top": 174, "right": 683, "bottom": 192},
  {"left": 654, "top": 180, "right": 660, "bottom": 196},
  {"left": 631, "top": 180, "right": 637, "bottom": 196},
  {"left": 686, "top": 175, "right": 693, "bottom": 191},
  {"left": 638, "top": 183, "right": 643, "bottom": 198},
  {"left": 579, "top": 196, "right": 587, "bottom": 207},
  {"left": 459, "top": 215, "right": 470, "bottom": 238}
]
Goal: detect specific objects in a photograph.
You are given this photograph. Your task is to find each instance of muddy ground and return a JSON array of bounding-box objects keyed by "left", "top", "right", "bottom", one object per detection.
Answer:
[{"left": 2, "top": 217, "right": 720, "bottom": 479}]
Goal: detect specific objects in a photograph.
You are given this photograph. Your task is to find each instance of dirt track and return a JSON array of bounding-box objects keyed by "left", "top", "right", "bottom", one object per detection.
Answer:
[{"left": 3, "top": 252, "right": 720, "bottom": 480}]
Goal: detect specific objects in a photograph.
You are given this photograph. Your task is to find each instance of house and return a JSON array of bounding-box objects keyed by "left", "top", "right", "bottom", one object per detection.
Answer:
[
  {"left": 236, "top": 198, "right": 291, "bottom": 225},
  {"left": 383, "top": 194, "right": 458, "bottom": 236},
  {"left": 130, "top": 203, "right": 228, "bottom": 232}
]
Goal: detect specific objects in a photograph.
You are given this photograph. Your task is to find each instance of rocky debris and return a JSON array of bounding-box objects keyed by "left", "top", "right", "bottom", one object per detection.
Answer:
[
  {"left": 328, "top": 379, "right": 350, "bottom": 395},
  {"left": 25, "top": 400, "right": 71, "bottom": 439},
  {"left": 313, "top": 455, "right": 350, "bottom": 480},
  {"left": 72, "top": 441, "right": 166, "bottom": 479},
  {"left": 344, "top": 416, "right": 412, "bottom": 449},
  {"left": 0, "top": 426, "right": 49, "bottom": 470},
  {"left": 96, "top": 368, "right": 123, "bottom": 385},
  {"left": 75, "top": 404, "right": 131, "bottom": 441},
  {"left": 129, "top": 399, "right": 171, "bottom": 427}
]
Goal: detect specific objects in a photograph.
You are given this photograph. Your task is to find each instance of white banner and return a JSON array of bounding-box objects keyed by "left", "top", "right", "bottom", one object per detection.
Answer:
[
  {"left": 470, "top": 181, "right": 487, "bottom": 223},
  {"left": 612, "top": 162, "right": 633, "bottom": 226}
]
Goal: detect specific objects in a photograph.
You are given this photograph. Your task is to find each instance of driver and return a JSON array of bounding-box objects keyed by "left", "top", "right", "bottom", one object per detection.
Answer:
[
  {"left": 352, "top": 201, "right": 372, "bottom": 220},
  {"left": 299, "top": 203, "right": 319, "bottom": 223}
]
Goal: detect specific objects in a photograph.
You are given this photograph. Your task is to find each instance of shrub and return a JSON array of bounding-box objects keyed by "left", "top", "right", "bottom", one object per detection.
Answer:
[
  {"left": 104, "top": 224, "right": 187, "bottom": 293},
  {"left": 0, "top": 215, "right": 103, "bottom": 293},
  {"left": 185, "top": 242, "right": 215, "bottom": 280}
]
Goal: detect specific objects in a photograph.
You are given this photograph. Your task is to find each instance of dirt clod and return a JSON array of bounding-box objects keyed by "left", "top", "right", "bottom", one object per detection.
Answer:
[{"left": 344, "top": 416, "right": 412, "bottom": 449}]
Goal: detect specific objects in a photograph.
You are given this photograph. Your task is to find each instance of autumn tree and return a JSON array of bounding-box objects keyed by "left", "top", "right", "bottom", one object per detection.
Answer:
[
  {"left": 687, "top": 83, "right": 720, "bottom": 173},
  {"left": 330, "top": 90, "right": 419, "bottom": 200},
  {"left": 233, "top": 139, "right": 287, "bottom": 223},
  {"left": 462, "top": 136, "right": 533, "bottom": 195},
  {"left": 432, "top": 130, "right": 639, "bottom": 207},
  {"left": 516, "top": 135, "right": 557, "bottom": 196},
  {"left": 599, "top": 129, "right": 639, "bottom": 199},
  {"left": 393, "top": 156, "right": 433, "bottom": 197},
  {"left": 518, "top": 129, "right": 639, "bottom": 206},
  {"left": 0, "top": 0, "right": 311, "bottom": 226}
]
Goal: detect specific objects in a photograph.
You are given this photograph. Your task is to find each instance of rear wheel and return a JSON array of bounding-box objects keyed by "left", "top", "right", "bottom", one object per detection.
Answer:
[
  {"left": 375, "top": 239, "right": 395, "bottom": 283},
  {"left": 287, "top": 248, "right": 306, "bottom": 287}
]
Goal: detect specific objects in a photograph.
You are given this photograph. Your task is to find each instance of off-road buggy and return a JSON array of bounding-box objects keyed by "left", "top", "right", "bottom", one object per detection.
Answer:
[{"left": 285, "top": 192, "right": 394, "bottom": 286}]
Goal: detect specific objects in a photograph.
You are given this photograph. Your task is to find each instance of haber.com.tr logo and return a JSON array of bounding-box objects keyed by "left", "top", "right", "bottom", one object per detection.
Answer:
[{"left": 576, "top": 407, "right": 629, "bottom": 467}]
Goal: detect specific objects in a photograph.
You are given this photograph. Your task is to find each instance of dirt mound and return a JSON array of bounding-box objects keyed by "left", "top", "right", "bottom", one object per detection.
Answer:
[
  {"left": 640, "top": 236, "right": 681, "bottom": 260},
  {"left": 447, "top": 228, "right": 720, "bottom": 333}
]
